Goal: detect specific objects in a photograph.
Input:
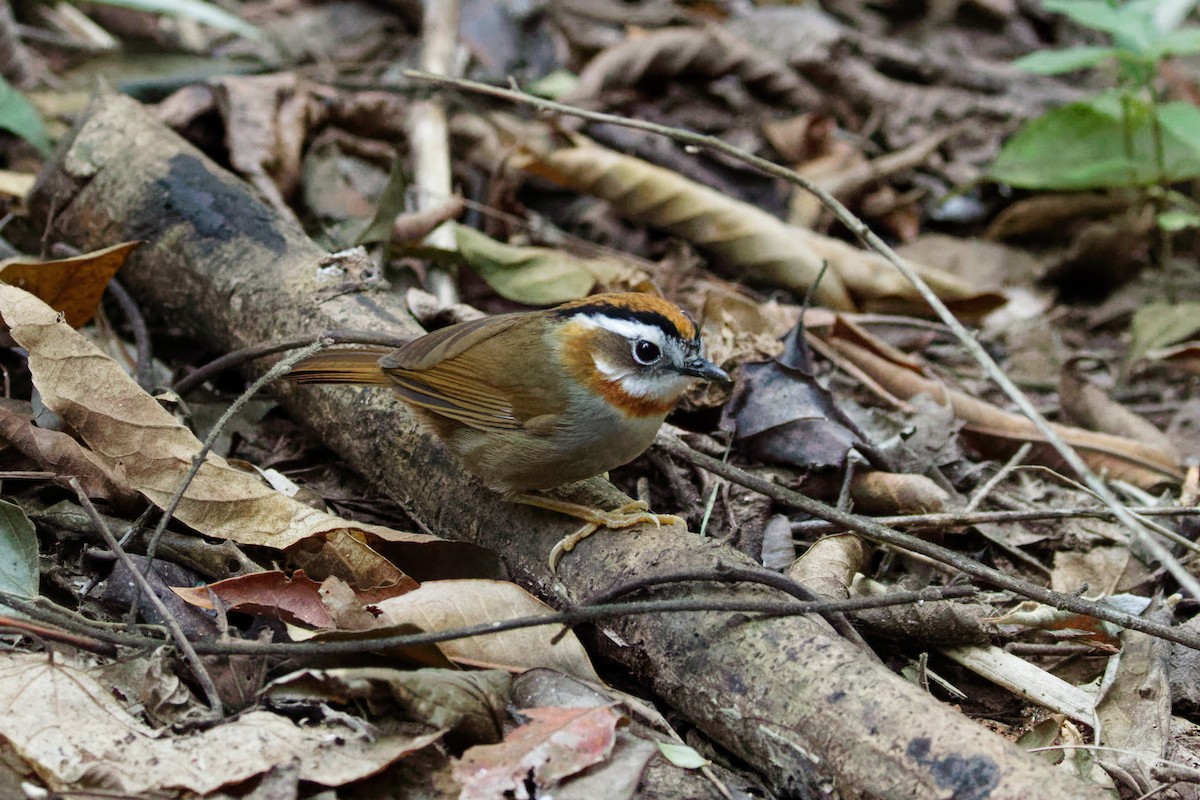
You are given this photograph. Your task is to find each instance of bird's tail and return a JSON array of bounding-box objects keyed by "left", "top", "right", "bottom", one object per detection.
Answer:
[{"left": 286, "top": 347, "right": 393, "bottom": 385}]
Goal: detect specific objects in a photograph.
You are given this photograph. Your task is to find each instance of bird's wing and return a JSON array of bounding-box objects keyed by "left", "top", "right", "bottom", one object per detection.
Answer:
[
  {"left": 380, "top": 313, "right": 544, "bottom": 432},
  {"left": 379, "top": 314, "right": 526, "bottom": 370}
]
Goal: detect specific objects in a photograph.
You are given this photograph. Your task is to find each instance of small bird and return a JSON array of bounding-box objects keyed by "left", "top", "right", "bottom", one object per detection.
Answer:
[{"left": 288, "top": 292, "right": 729, "bottom": 568}]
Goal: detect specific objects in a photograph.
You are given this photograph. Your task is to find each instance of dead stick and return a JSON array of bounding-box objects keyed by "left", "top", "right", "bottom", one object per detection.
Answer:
[{"left": 792, "top": 505, "right": 1200, "bottom": 536}]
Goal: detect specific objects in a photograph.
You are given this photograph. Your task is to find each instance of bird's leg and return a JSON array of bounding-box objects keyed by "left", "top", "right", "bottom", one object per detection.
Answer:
[{"left": 506, "top": 492, "right": 685, "bottom": 572}]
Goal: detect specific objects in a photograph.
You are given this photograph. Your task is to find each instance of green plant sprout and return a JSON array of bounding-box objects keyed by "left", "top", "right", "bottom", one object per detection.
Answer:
[{"left": 992, "top": 0, "right": 1200, "bottom": 231}]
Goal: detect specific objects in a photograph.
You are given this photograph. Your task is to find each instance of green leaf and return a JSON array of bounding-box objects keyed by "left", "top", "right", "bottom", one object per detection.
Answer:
[
  {"left": 1042, "top": 0, "right": 1156, "bottom": 51},
  {"left": 990, "top": 94, "right": 1200, "bottom": 189},
  {"left": 0, "top": 499, "right": 38, "bottom": 600},
  {"left": 0, "top": 77, "right": 50, "bottom": 156},
  {"left": 1151, "top": 27, "right": 1200, "bottom": 57},
  {"left": 1153, "top": 100, "right": 1200, "bottom": 175},
  {"left": 1128, "top": 302, "right": 1200, "bottom": 364},
  {"left": 1012, "top": 46, "right": 1117, "bottom": 74},
  {"left": 1156, "top": 209, "right": 1200, "bottom": 230},
  {"left": 1043, "top": 0, "right": 1126, "bottom": 33},
  {"left": 88, "top": 0, "right": 263, "bottom": 41},
  {"left": 454, "top": 224, "right": 602, "bottom": 305},
  {"left": 1017, "top": 716, "right": 1066, "bottom": 763},
  {"left": 656, "top": 742, "right": 710, "bottom": 769}
]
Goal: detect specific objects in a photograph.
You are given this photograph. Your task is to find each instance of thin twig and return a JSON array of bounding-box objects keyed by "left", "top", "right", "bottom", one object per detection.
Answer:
[
  {"left": 0, "top": 615, "right": 118, "bottom": 657},
  {"left": 654, "top": 434, "right": 1200, "bottom": 651},
  {"left": 68, "top": 478, "right": 223, "bottom": 715},
  {"left": 1005, "top": 642, "right": 1111, "bottom": 657},
  {"left": 587, "top": 563, "right": 945, "bottom": 657},
  {"left": 105, "top": 278, "right": 155, "bottom": 392},
  {"left": 792, "top": 504, "right": 1200, "bottom": 537},
  {"left": 1007, "top": 464, "right": 1200, "bottom": 555},
  {"left": 404, "top": 70, "right": 1200, "bottom": 599},
  {"left": 0, "top": 585, "right": 975, "bottom": 658},
  {"left": 965, "top": 443, "right": 1032, "bottom": 513},
  {"left": 144, "top": 338, "right": 331, "bottom": 565}
]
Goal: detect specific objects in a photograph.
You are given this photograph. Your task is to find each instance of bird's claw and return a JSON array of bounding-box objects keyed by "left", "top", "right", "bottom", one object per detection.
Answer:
[{"left": 547, "top": 504, "right": 687, "bottom": 574}]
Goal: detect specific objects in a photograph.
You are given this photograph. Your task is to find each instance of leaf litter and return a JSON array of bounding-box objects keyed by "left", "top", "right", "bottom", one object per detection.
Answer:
[{"left": 0, "top": 1, "right": 1198, "bottom": 797}]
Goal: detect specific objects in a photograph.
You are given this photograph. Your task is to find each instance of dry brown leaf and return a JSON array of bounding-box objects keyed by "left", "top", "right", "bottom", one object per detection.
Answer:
[
  {"left": 517, "top": 140, "right": 852, "bottom": 309},
  {"left": 985, "top": 192, "right": 1130, "bottom": 241},
  {"left": 454, "top": 705, "right": 621, "bottom": 800},
  {"left": 175, "top": 570, "right": 336, "bottom": 628},
  {"left": 1146, "top": 340, "right": 1200, "bottom": 375},
  {"left": 287, "top": 528, "right": 419, "bottom": 594},
  {"left": 787, "top": 533, "right": 865, "bottom": 600},
  {"left": 173, "top": 569, "right": 415, "bottom": 629},
  {"left": 818, "top": 319, "right": 1183, "bottom": 489},
  {"left": 1051, "top": 546, "right": 1138, "bottom": 598},
  {"left": 896, "top": 234, "right": 1047, "bottom": 298},
  {"left": 212, "top": 73, "right": 313, "bottom": 218},
  {"left": 516, "top": 140, "right": 1005, "bottom": 319},
  {"left": 0, "top": 399, "right": 139, "bottom": 507},
  {"left": 849, "top": 470, "right": 949, "bottom": 515},
  {"left": 1060, "top": 363, "right": 1178, "bottom": 458},
  {"left": 375, "top": 580, "right": 601, "bottom": 681},
  {"left": 0, "top": 241, "right": 139, "bottom": 327},
  {"left": 0, "top": 652, "right": 444, "bottom": 795},
  {"left": 566, "top": 26, "right": 816, "bottom": 108},
  {"left": 0, "top": 284, "right": 439, "bottom": 562}
]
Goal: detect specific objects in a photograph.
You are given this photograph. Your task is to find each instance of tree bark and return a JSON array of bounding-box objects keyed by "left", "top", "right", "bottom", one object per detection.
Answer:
[{"left": 24, "top": 89, "right": 1107, "bottom": 800}]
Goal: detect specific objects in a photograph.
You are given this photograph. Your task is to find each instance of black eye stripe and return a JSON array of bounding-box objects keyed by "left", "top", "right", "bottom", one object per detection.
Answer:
[{"left": 555, "top": 305, "right": 698, "bottom": 344}]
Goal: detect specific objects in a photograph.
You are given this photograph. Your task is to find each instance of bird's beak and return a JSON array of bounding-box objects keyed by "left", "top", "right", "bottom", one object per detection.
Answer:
[{"left": 680, "top": 357, "right": 730, "bottom": 382}]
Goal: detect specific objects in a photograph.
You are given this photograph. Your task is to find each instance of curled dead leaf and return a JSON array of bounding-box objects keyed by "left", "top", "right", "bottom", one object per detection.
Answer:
[
  {"left": 515, "top": 140, "right": 1006, "bottom": 319},
  {"left": 849, "top": 470, "right": 949, "bottom": 516},
  {"left": 1059, "top": 361, "right": 1177, "bottom": 458},
  {"left": 787, "top": 534, "right": 865, "bottom": 600}
]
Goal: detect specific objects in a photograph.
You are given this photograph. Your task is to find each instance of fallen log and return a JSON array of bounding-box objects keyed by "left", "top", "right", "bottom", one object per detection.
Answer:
[{"left": 24, "top": 89, "right": 1106, "bottom": 799}]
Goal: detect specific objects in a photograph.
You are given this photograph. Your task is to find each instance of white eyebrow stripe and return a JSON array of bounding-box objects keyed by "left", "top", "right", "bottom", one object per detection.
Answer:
[{"left": 583, "top": 314, "right": 667, "bottom": 346}]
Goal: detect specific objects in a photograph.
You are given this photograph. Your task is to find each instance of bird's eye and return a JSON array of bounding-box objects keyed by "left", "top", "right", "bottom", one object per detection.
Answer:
[{"left": 633, "top": 339, "right": 661, "bottom": 364}]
